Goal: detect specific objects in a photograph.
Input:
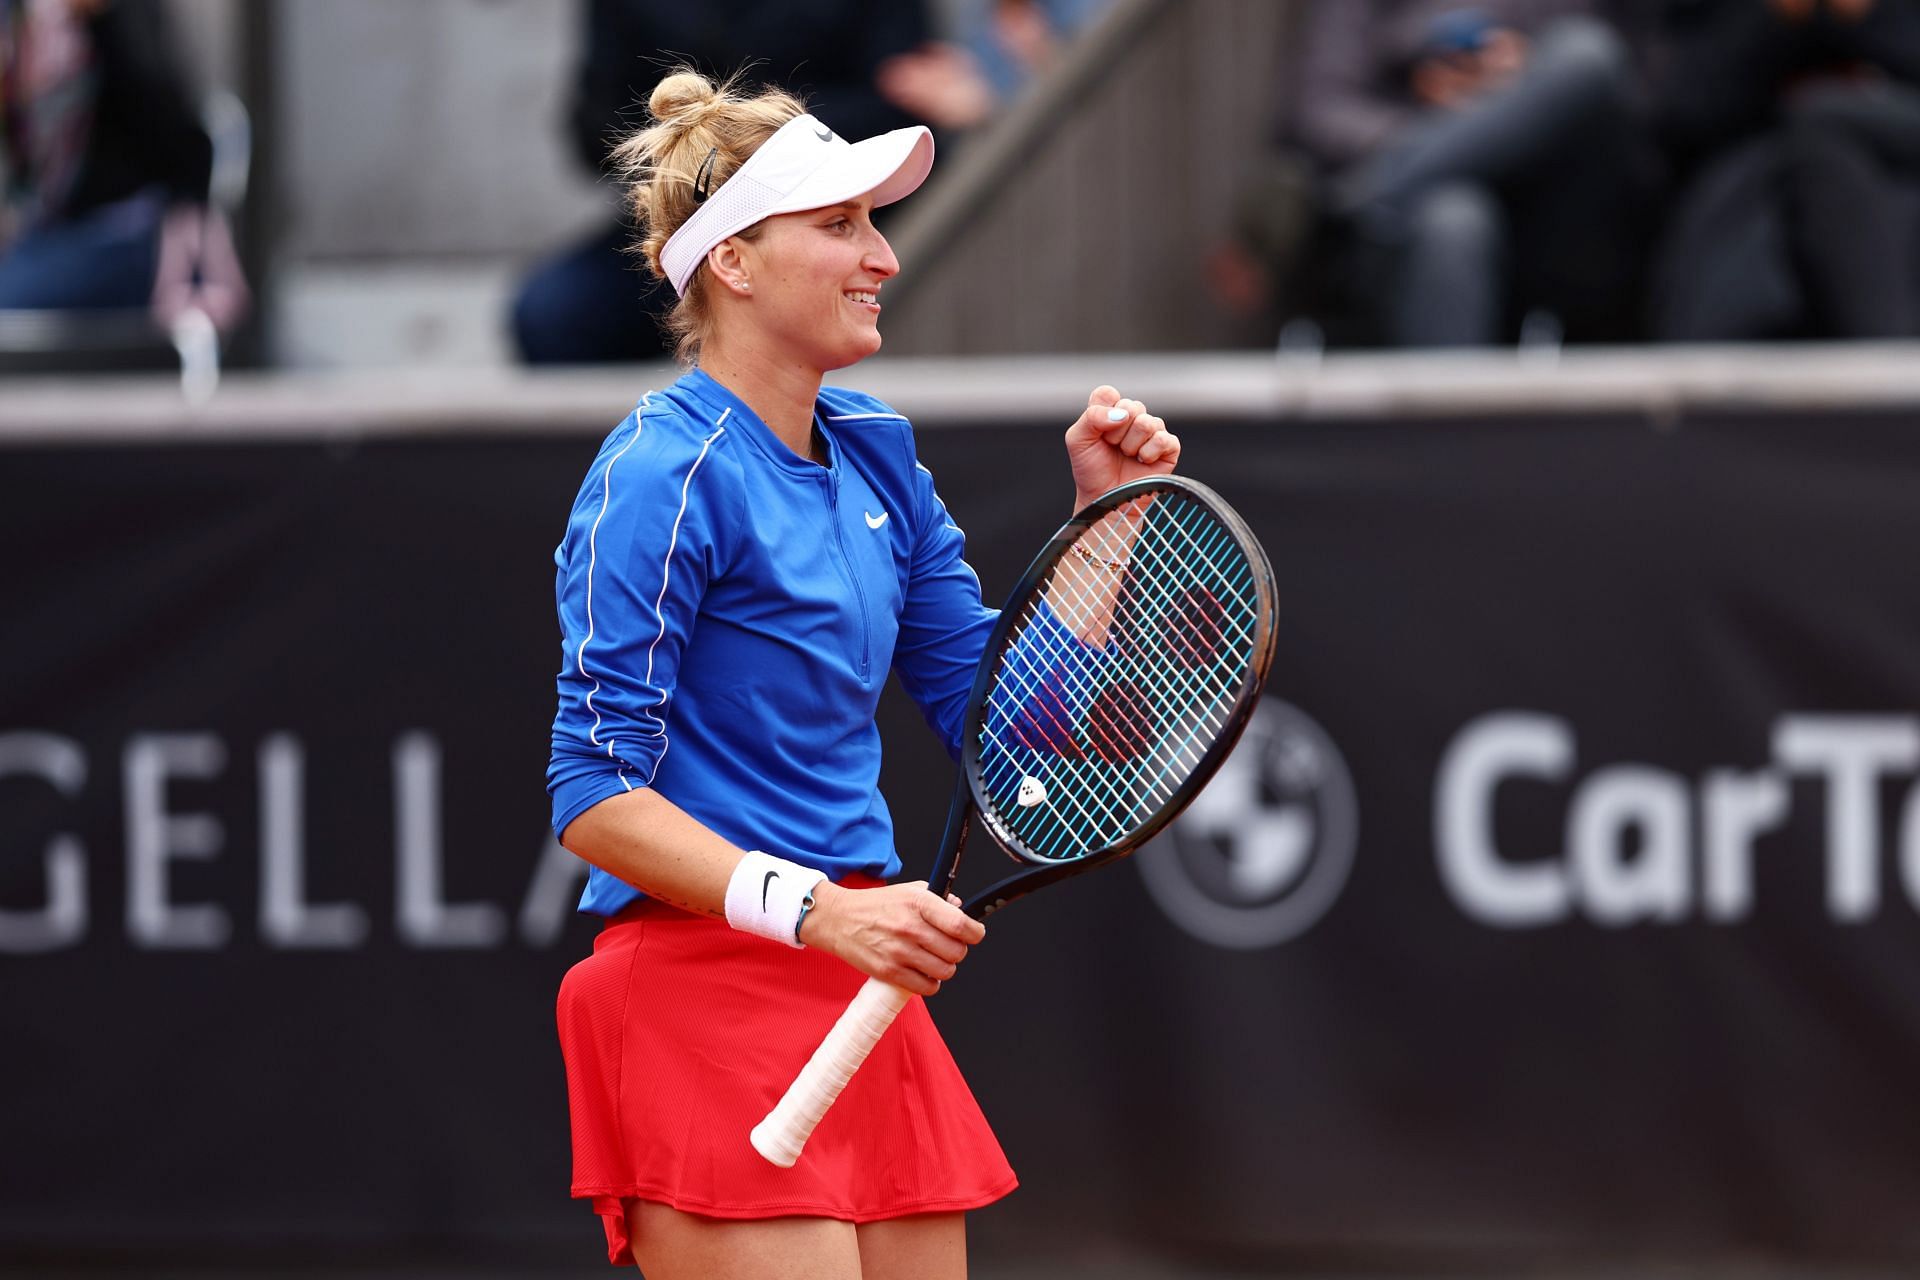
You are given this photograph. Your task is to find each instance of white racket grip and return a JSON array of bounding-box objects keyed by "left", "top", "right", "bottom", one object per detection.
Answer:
[{"left": 751, "top": 976, "right": 913, "bottom": 1167}]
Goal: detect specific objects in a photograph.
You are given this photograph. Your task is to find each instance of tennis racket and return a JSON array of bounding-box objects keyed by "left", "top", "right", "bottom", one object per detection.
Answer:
[{"left": 750, "top": 473, "right": 1278, "bottom": 1167}]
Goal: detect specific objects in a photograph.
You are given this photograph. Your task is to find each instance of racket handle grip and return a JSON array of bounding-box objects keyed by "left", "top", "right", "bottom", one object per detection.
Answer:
[{"left": 751, "top": 976, "right": 913, "bottom": 1167}]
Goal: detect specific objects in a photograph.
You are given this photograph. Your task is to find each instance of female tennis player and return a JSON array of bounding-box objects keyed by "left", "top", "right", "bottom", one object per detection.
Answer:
[{"left": 548, "top": 68, "right": 1180, "bottom": 1279}]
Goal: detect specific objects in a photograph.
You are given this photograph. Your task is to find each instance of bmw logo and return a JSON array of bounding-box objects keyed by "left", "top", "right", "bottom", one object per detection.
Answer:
[{"left": 1137, "top": 698, "right": 1358, "bottom": 949}]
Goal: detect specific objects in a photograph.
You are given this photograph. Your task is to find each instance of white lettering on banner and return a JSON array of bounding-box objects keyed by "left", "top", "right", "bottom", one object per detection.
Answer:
[
  {"left": 1570, "top": 766, "right": 1691, "bottom": 924},
  {"left": 519, "top": 833, "right": 592, "bottom": 947},
  {"left": 394, "top": 732, "right": 507, "bottom": 949},
  {"left": 1435, "top": 712, "right": 1572, "bottom": 926},
  {"left": 0, "top": 732, "right": 89, "bottom": 953},
  {"left": 1773, "top": 717, "right": 1920, "bottom": 921},
  {"left": 1437, "top": 711, "right": 1920, "bottom": 926},
  {"left": 1701, "top": 768, "right": 1788, "bottom": 920},
  {"left": 260, "top": 734, "right": 370, "bottom": 949},
  {"left": 126, "top": 733, "right": 230, "bottom": 949},
  {"left": 18, "top": 714, "right": 1920, "bottom": 948},
  {"left": 0, "top": 729, "right": 577, "bottom": 951}
]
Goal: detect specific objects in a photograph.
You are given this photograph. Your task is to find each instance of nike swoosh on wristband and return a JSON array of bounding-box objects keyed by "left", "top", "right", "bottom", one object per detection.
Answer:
[
  {"left": 865, "top": 510, "right": 889, "bottom": 529},
  {"left": 762, "top": 870, "right": 779, "bottom": 911}
]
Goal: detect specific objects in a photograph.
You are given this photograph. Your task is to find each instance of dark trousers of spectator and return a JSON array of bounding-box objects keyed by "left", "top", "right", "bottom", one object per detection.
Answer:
[
  {"left": 1336, "top": 17, "right": 1651, "bottom": 347},
  {"left": 512, "top": 218, "right": 676, "bottom": 364},
  {"left": 1788, "top": 80, "right": 1920, "bottom": 338},
  {"left": 1653, "top": 81, "right": 1920, "bottom": 342},
  {"left": 0, "top": 190, "right": 162, "bottom": 309}
]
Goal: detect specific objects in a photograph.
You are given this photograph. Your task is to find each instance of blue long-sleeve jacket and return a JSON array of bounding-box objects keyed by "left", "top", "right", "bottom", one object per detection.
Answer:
[{"left": 548, "top": 368, "right": 998, "bottom": 916}]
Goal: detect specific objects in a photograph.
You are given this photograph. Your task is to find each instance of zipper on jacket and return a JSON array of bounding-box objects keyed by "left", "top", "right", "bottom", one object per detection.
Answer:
[{"left": 825, "top": 469, "right": 874, "bottom": 684}]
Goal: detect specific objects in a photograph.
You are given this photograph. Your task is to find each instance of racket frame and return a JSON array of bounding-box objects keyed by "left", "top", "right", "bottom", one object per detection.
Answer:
[{"left": 928, "top": 473, "right": 1278, "bottom": 919}]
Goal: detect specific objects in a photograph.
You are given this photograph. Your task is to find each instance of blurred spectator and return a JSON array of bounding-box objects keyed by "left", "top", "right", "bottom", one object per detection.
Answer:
[
  {"left": 0, "top": 0, "right": 247, "bottom": 332},
  {"left": 1649, "top": 0, "right": 1920, "bottom": 340},
  {"left": 1279, "top": 1, "right": 1657, "bottom": 347},
  {"left": 512, "top": 0, "right": 938, "bottom": 365},
  {"left": 876, "top": 0, "right": 1111, "bottom": 130}
]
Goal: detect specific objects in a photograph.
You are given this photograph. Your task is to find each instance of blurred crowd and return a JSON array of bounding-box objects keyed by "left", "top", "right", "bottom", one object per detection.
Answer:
[
  {"left": 0, "top": 0, "right": 247, "bottom": 340},
  {"left": 3, "top": 0, "right": 1919, "bottom": 371},
  {"left": 1227, "top": 0, "right": 1920, "bottom": 348},
  {"left": 0, "top": 0, "right": 1099, "bottom": 370},
  {"left": 512, "top": 0, "right": 1108, "bottom": 364}
]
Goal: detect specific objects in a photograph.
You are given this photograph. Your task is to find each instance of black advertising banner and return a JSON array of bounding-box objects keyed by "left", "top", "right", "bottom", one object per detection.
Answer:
[{"left": 5, "top": 409, "right": 1920, "bottom": 1267}]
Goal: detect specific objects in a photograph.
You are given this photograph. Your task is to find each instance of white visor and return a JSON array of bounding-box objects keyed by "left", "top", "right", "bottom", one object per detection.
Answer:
[{"left": 659, "top": 113, "right": 935, "bottom": 297}]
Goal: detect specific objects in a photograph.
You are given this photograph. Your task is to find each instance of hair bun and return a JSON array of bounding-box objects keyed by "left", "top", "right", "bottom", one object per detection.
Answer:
[{"left": 649, "top": 70, "right": 720, "bottom": 125}]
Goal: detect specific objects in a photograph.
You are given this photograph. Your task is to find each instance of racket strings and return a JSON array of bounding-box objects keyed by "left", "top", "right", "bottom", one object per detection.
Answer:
[
  {"left": 982, "top": 649, "right": 1151, "bottom": 846},
  {"left": 1014, "top": 507, "right": 1258, "bottom": 760},
  {"left": 977, "top": 492, "right": 1263, "bottom": 861},
  {"left": 1041, "top": 536, "right": 1252, "bottom": 824},
  {"left": 1051, "top": 500, "right": 1261, "bottom": 671},
  {"left": 1030, "top": 500, "right": 1259, "bottom": 686},
  {"left": 989, "top": 548, "right": 1243, "bottom": 807},
  {"left": 1044, "top": 507, "right": 1262, "bottom": 718},
  {"left": 1018, "top": 498, "right": 1257, "bottom": 740},
  {"left": 1097, "top": 506, "right": 1264, "bottom": 782},
  {"left": 984, "top": 617, "right": 1176, "bottom": 832},
  {"left": 983, "top": 589, "right": 1247, "bottom": 855},
  {"left": 990, "top": 549, "right": 1230, "bottom": 774}
]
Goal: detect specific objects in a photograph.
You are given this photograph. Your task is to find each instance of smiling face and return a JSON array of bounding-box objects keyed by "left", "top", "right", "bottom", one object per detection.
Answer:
[{"left": 724, "top": 194, "right": 900, "bottom": 373}]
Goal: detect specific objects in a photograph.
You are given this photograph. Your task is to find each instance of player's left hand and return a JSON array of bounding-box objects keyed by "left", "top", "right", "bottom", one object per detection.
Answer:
[{"left": 1065, "top": 385, "right": 1180, "bottom": 511}]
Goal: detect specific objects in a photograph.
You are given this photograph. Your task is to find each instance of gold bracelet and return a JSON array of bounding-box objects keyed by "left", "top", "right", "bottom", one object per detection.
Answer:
[{"left": 1069, "top": 542, "right": 1130, "bottom": 571}]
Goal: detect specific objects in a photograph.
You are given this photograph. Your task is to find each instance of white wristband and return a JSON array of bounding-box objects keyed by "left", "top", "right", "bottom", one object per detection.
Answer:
[{"left": 724, "top": 851, "right": 827, "bottom": 949}]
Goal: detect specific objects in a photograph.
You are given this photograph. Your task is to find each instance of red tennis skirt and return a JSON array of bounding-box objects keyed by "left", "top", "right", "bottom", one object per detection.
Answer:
[{"left": 555, "top": 877, "right": 1017, "bottom": 1266}]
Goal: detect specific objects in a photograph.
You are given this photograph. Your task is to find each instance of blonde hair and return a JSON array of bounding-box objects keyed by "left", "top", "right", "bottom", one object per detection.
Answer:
[{"left": 612, "top": 68, "right": 807, "bottom": 365}]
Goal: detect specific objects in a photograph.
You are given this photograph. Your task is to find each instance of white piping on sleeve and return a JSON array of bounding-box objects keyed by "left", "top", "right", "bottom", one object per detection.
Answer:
[
  {"left": 825, "top": 411, "right": 909, "bottom": 422},
  {"left": 913, "top": 460, "right": 979, "bottom": 584},
  {"left": 638, "top": 411, "right": 730, "bottom": 784},
  {"left": 579, "top": 395, "right": 652, "bottom": 790},
  {"left": 915, "top": 460, "right": 960, "bottom": 526}
]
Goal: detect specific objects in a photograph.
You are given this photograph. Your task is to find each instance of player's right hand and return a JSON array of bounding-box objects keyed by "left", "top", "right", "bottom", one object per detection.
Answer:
[{"left": 799, "top": 880, "right": 985, "bottom": 996}]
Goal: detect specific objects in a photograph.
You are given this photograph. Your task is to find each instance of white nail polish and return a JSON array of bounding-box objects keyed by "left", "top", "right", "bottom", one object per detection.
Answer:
[{"left": 1106, "top": 407, "right": 1129, "bottom": 423}]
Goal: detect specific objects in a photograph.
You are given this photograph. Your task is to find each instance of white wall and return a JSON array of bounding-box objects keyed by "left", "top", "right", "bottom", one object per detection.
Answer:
[
  {"left": 272, "top": 0, "right": 610, "bottom": 262},
  {"left": 265, "top": 0, "right": 625, "bottom": 366}
]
